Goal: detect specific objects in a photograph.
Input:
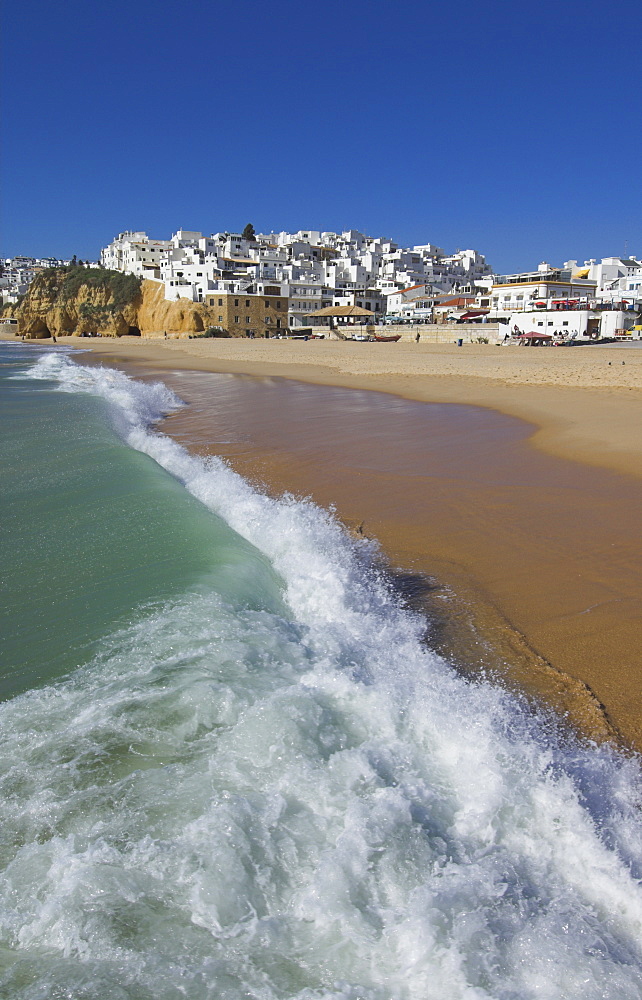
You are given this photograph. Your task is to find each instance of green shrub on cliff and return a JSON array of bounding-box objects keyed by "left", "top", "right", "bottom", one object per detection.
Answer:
[
  {"left": 78, "top": 301, "right": 111, "bottom": 323},
  {"left": 30, "top": 267, "right": 142, "bottom": 312},
  {"left": 58, "top": 267, "right": 142, "bottom": 307}
]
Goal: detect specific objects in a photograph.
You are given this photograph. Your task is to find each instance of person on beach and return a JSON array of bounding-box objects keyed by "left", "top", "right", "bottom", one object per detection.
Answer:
[{"left": 415, "top": 332, "right": 420, "bottom": 343}]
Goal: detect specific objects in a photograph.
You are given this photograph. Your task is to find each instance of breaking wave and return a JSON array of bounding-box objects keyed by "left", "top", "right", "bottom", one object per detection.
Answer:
[{"left": 2, "top": 353, "right": 641, "bottom": 999}]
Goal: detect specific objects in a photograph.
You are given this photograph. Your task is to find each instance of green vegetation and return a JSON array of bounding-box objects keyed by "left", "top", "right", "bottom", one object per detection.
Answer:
[
  {"left": 29, "top": 267, "right": 142, "bottom": 313},
  {"left": 78, "top": 301, "right": 111, "bottom": 324},
  {"left": 241, "top": 223, "right": 256, "bottom": 241},
  {"left": 58, "top": 267, "right": 141, "bottom": 306}
]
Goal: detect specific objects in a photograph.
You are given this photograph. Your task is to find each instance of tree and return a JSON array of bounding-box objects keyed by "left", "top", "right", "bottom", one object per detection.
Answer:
[
  {"left": 70, "top": 255, "right": 78, "bottom": 267},
  {"left": 241, "top": 223, "right": 256, "bottom": 241}
]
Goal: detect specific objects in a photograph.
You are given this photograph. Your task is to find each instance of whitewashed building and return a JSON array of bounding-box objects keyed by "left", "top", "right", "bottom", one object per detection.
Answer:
[
  {"left": 99, "top": 225, "right": 496, "bottom": 326},
  {"left": 585, "top": 256, "right": 642, "bottom": 309},
  {"left": 507, "top": 308, "right": 637, "bottom": 341},
  {"left": 385, "top": 284, "right": 440, "bottom": 319},
  {"left": 1, "top": 255, "right": 84, "bottom": 303},
  {"left": 489, "top": 263, "right": 597, "bottom": 318},
  {"left": 101, "top": 232, "right": 172, "bottom": 276},
  {"left": 284, "top": 280, "right": 324, "bottom": 328}
]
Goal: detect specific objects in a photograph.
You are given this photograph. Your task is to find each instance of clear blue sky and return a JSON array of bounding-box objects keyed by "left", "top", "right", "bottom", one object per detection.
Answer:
[{"left": 2, "top": 0, "right": 640, "bottom": 273}]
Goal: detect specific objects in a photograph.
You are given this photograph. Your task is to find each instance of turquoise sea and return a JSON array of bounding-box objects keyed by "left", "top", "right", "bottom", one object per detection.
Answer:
[{"left": 1, "top": 340, "right": 641, "bottom": 999}]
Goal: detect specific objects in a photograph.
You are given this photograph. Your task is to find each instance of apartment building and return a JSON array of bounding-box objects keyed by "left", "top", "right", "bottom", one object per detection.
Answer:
[
  {"left": 489, "top": 264, "right": 597, "bottom": 318},
  {"left": 204, "top": 284, "right": 288, "bottom": 337},
  {"left": 284, "top": 281, "right": 324, "bottom": 328},
  {"left": 385, "top": 283, "right": 440, "bottom": 320},
  {"left": 101, "top": 232, "right": 172, "bottom": 275},
  {"left": 584, "top": 256, "right": 642, "bottom": 308}
]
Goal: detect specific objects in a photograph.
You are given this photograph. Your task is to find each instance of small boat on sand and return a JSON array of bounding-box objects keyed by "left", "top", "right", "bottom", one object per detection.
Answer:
[{"left": 374, "top": 333, "right": 401, "bottom": 342}]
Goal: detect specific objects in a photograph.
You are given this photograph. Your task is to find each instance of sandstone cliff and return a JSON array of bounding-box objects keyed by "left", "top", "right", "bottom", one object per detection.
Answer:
[
  {"left": 135, "top": 279, "right": 224, "bottom": 337},
  {"left": 4, "top": 268, "right": 229, "bottom": 339}
]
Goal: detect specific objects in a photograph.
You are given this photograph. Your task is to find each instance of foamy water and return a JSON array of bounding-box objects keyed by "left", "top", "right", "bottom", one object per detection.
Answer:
[{"left": 2, "top": 352, "right": 641, "bottom": 999}]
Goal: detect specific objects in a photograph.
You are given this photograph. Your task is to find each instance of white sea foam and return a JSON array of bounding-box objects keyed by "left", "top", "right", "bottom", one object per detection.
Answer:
[{"left": 2, "top": 353, "right": 641, "bottom": 999}]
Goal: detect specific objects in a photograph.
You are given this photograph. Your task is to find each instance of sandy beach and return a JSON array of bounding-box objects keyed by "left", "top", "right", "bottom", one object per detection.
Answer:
[
  {"left": 24, "top": 334, "right": 642, "bottom": 476},
  {"left": 6, "top": 333, "right": 642, "bottom": 749}
]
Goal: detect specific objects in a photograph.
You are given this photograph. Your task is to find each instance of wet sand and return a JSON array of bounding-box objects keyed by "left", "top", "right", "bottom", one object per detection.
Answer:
[
  {"left": 8, "top": 335, "right": 642, "bottom": 749},
  {"left": 25, "top": 334, "right": 642, "bottom": 478},
  {"left": 161, "top": 371, "right": 642, "bottom": 748}
]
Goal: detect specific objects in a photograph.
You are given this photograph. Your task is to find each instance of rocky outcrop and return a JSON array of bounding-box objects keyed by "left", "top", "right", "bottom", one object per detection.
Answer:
[
  {"left": 135, "top": 279, "right": 224, "bottom": 337},
  {"left": 4, "top": 269, "right": 229, "bottom": 339}
]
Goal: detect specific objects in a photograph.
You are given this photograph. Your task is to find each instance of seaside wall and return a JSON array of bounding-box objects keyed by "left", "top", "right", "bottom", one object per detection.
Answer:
[{"left": 383, "top": 323, "right": 501, "bottom": 343}]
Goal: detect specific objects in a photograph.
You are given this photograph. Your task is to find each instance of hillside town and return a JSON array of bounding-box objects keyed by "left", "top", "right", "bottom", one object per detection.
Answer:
[{"left": 3, "top": 226, "right": 641, "bottom": 342}]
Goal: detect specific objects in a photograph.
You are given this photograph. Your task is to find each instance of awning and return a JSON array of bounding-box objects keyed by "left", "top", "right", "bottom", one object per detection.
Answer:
[
  {"left": 304, "top": 304, "right": 374, "bottom": 317},
  {"left": 460, "top": 310, "right": 489, "bottom": 320},
  {"left": 517, "top": 331, "right": 553, "bottom": 339}
]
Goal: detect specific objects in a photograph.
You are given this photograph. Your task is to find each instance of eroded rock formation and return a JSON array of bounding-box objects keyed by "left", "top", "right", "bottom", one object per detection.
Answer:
[{"left": 4, "top": 269, "right": 228, "bottom": 339}]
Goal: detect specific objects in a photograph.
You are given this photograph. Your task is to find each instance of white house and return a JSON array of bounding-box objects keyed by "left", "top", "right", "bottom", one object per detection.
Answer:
[
  {"left": 507, "top": 308, "right": 637, "bottom": 341},
  {"left": 385, "top": 284, "right": 439, "bottom": 318}
]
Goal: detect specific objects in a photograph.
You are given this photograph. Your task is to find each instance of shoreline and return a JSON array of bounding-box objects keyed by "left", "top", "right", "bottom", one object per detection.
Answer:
[
  {"left": 11, "top": 334, "right": 642, "bottom": 479},
  {"left": 6, "top": 334, "right": 642, "bottom": 750}
]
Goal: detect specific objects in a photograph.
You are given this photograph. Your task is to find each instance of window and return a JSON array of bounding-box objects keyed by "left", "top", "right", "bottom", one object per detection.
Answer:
[
  {"left": 245, "top": 299, "right": 250, "bottom": 307},
  {"left": 265, "top": 316, "right": 271, "bottom": 324},
  {"left": 246, "top": 316, "right": 250, "bottom": 323},
  {"left": 265, "top": 300, "right": 269, "bottom": 307},
  {"left": 218, "top": 315, "right": 223, "bottom": 322},
  {"left": 276, "top": 301, "right": 281, "bottom": 309},
  {"left": 234, "top": 316, "right": 239, "bottom": 323},
  {"left": 218, "top": 298, "right": 223, "bottom": 306},
  {"left": 234, "top": 299, "right": 239, "bottom": 306}
]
